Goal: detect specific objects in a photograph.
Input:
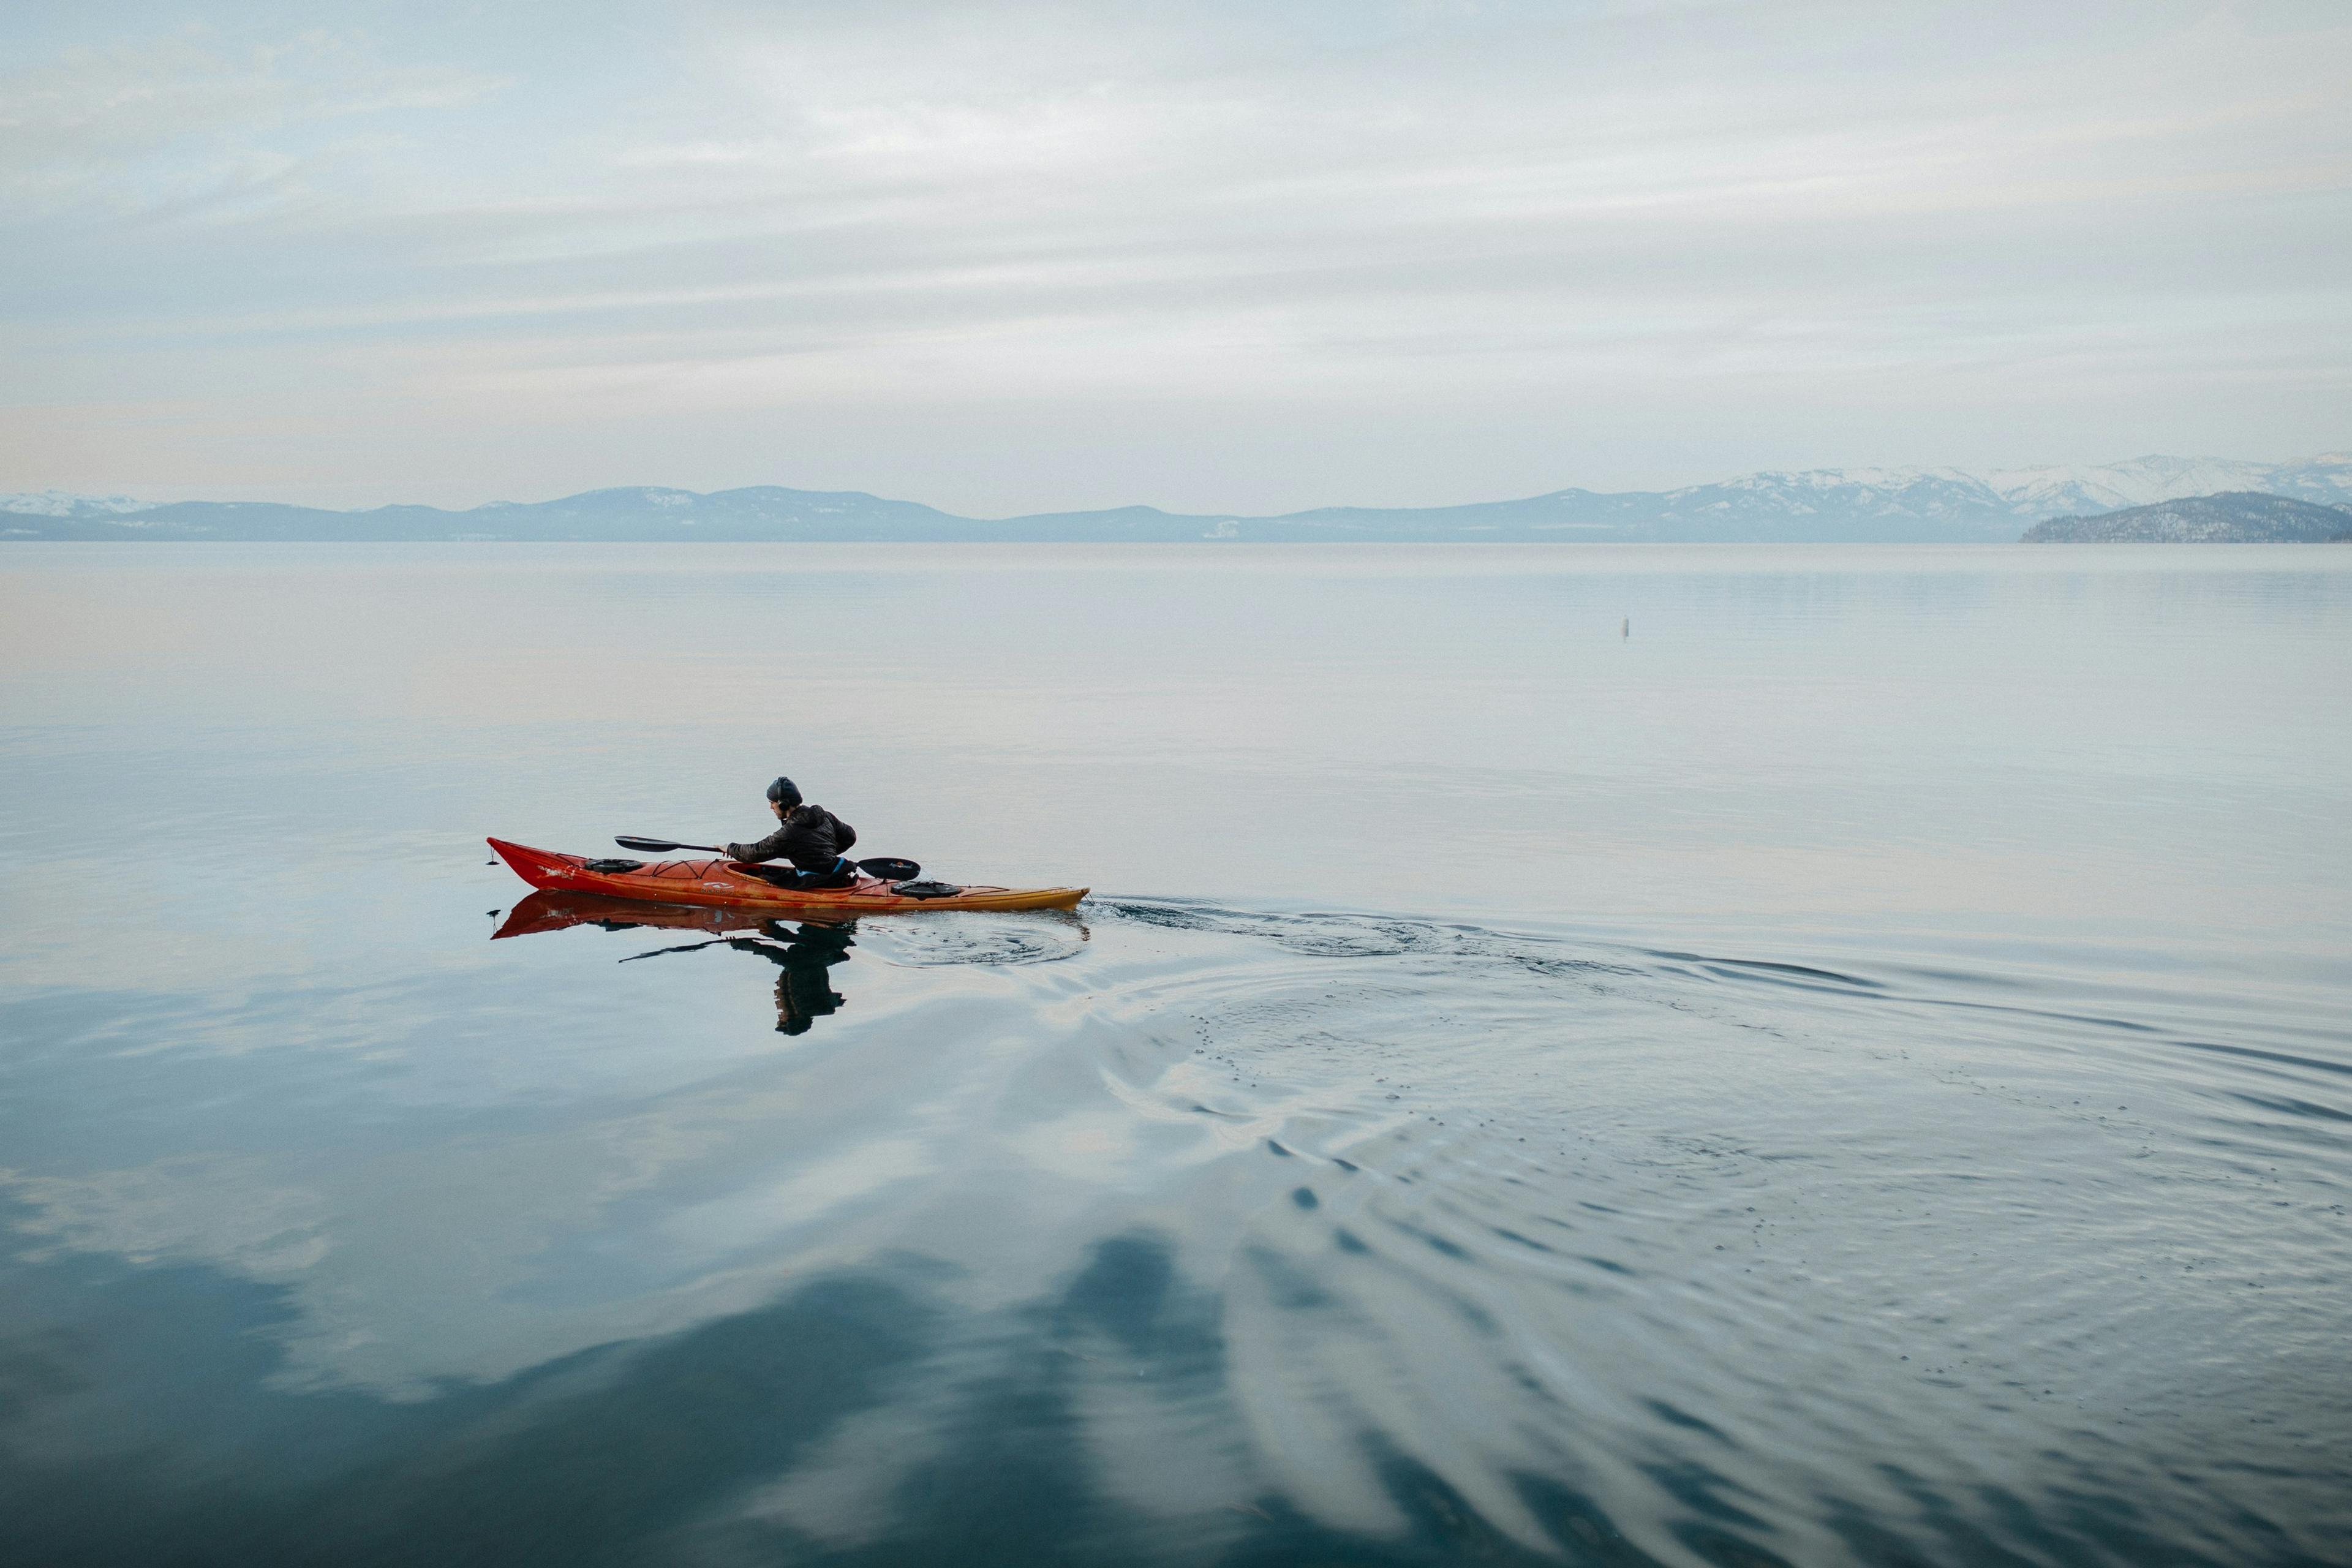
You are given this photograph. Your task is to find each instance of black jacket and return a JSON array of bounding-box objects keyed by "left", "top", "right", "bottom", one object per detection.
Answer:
[{"left": 726, "top": 804, "right": 857, "bottom": 871}]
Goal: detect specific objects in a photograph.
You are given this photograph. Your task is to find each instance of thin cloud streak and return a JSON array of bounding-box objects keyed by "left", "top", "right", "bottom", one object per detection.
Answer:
[{"left": 1, "top": 1, "right": 2346, "bottom": 511}]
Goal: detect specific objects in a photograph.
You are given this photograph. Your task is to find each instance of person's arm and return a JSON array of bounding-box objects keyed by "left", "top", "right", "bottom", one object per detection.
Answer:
[{"left": 723, "top": 824, "right": 792, "bottom": 862}]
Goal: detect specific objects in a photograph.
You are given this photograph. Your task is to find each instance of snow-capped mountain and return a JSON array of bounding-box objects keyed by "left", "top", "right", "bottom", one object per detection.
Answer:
[
  {"left": 1985, "top": 455, "right": 2352, "bottom": 517},
  {"left": 1642, "top": 456, "right": 2352, "bottom": 525},
  {"left": 0, "top": 490, "right": 155, "bottom": 517},
  {"left": 2024, "top": 491, "right": 2352, "bottom": 543},
  {"left": 7, "top": 456, "right": 2350, "bottom": 543},
  {"left": 1657, "top": 467, "right": 2013, "bottom": 521}
]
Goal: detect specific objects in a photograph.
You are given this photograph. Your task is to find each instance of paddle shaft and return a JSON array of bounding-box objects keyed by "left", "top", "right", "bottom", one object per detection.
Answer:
[{"left": 615, "top": 836, "right": 921, "bottom": 882}]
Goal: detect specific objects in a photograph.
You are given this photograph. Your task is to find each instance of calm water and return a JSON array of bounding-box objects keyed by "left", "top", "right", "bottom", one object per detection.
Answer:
[{"left": 1, "top": 545, "right": 2346, "bottom": 1567}]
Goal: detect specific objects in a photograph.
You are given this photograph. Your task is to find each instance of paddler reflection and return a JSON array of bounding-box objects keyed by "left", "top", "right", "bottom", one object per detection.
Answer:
[
  {"left": 492, "top": 891, "right": 856, "bottom": 1036},
  {"left": 725, "top": 919, "right": 853, "bottom": 1034}
]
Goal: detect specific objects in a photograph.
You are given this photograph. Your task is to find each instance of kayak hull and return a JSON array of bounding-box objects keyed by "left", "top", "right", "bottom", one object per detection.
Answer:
[{"left": 488, "top": 838, "right": 1087, "bottom": 914}]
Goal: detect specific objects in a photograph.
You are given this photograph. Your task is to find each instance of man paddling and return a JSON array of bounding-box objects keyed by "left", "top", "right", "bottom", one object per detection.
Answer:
[{"left": 723, "top": 777, "right": 861, "bottom": 889}]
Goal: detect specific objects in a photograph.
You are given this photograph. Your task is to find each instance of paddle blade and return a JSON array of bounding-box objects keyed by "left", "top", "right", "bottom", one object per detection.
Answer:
[{"left": 857, "top": 856, "right": 921, "bottom": 881}]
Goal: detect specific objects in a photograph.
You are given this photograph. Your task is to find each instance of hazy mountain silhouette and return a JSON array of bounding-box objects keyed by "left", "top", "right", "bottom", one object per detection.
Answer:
[
  {"left": 9, "top": 456, "right": 2351, "bottom": 544},
  {"left": 2022, "top": 491, "right": 2352, "bottom": 543}
]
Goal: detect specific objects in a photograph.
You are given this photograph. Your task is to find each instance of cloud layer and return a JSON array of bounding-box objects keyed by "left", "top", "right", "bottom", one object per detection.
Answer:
[{"left": 3, "top": 1, "right": 2348, "bottom": 511}]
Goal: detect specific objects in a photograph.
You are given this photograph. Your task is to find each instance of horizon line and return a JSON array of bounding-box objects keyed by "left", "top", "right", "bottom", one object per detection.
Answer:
[{"left": 9, "top": 451, "right": 2349, "bottom": 521}]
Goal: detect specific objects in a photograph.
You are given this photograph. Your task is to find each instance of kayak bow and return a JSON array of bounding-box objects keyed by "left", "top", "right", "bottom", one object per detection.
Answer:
[{"left": 487, "top": 838, "right": 1087, "bottom": 914}]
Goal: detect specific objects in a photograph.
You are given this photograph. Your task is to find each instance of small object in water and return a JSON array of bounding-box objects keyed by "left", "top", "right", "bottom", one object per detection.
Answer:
[{"left": 1622, "top": 617, "right": 1630, "bottom": 637}]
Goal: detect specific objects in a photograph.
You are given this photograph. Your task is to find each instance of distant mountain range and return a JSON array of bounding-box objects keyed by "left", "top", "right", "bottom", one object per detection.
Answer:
[
  {"left": 7, "top": 454, "right": 2350, "bottom": 544},
  {"left": 2023, "top": 491, "right": 2352, "bottom": 543}
]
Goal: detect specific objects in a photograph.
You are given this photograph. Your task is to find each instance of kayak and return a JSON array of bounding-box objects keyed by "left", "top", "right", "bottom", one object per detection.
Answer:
[{"left": 488, "top": 837, "right": 1088, "bottom": 914}]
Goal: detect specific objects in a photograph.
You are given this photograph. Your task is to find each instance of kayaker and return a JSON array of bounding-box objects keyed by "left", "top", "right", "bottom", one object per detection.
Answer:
[{"left": 723, "top": 776, "right": 861, "bottom": 889}]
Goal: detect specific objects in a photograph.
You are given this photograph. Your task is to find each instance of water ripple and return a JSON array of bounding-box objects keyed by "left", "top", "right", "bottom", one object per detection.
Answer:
[{"left": 2, "top": 895, "right": 2344, "bottom": 1566}]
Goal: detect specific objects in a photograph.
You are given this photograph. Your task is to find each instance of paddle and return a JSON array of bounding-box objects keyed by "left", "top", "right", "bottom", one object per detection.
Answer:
[
  {"left": 614, "top": 837, "right": 920, "bottom": 882},
  {"left": 619, "top": 937, "right": 733, "bottom": 963}
]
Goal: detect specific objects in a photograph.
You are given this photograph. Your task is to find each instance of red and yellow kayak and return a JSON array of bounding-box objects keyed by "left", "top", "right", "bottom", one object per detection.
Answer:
[{"left": 488, "top": 838, "right": 1087, "bottom": 914}]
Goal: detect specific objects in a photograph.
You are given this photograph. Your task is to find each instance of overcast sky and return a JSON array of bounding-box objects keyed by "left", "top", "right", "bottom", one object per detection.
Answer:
[{"left": 3, "top": 1, "right": 2347, "bottom": 513}]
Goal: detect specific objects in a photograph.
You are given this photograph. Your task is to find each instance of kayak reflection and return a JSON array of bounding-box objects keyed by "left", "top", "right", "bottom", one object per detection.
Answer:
[{"left": 492, "top": 891, "right": 856, "bottom": 1036}]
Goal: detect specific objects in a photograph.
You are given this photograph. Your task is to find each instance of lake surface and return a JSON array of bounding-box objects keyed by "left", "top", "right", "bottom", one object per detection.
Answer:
[{"left": 1, "top": 544, "right": 2346, "bottom": 1567}]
